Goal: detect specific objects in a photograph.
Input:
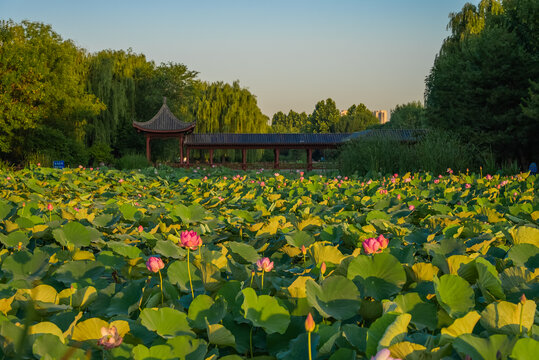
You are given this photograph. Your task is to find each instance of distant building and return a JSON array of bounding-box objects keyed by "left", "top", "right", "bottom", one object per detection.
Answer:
[
  {"left": 372, "top": 110, "right": 388, "bottom": 124},
  {"left": 340, "top": 110, "right": 348, "bottom": 116}
]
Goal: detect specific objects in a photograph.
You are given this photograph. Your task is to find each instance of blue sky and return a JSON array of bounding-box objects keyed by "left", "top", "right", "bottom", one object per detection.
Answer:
[{"left": 2, "top": 0, "right": 473, "bottom": 118}]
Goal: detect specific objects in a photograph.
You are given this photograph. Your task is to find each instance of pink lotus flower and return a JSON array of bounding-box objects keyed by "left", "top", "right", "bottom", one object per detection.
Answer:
[
  {"left": 465, "top": 183, "right": 471, "bottom": 189},
  {"left": 260, "top": 181, "right": 266, "bottom": 187},
  {"left": 98, "top": 326, "right": 123, "bottom": 350},
  {"left": 138, "top": 225, "right": 144, "bottom": 232},
  {"left": 486, "top": 174, "right": 493, "bottom": 180},
  {"left": 363, "top": 238, "right": 382, "bottom": 254},
  {"left": 47, "top": 203, "right": 53, "bottom": 211},
  {"left": 118, "top": 179, "right": 124, "bottom": 183},
  {"left": 256, "top": 257, "right": 274, "bottom": 272},
  {"left": 371, "top": 348, "right": 400, "bottom": 360},
  {"left": 180, "top": 230, "right": 202, "bottom": 250},
  {"left": 434, "top": 179, "right": 440, "bottom": 184},
  {"left": 377, "top": 234, "right": 389, "bottom": 249},
  {"left": 146, "top": 256, "right": 165, "bottom": 273},
  {"left": 409, "top": 205, "right": 415, "bottom": 211},
  {"left": 305, "top": 312, "right": 315, "bottom": 332},
  {"left": 447, "top": 168, "right": 453, "bottom": 174}
]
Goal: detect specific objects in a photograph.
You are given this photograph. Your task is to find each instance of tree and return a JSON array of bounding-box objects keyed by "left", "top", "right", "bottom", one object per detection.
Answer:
[
  {"left": 306, "top": 98, "right": 340, "bottom": 133},
  {"left": 387, "top": 101, "right": 425, "bottom": 129},
  {"left": 333, "top": 103, "right": 378, "bottom": 132},
  {"left": 0, "top": 20, "right": 103, "bottom": 160},
  {"left": 271, "top": 110, "right": 307, "bottom": 133},
  {"left": 425, "top": 0, "right": 539, "bottom": 165}
]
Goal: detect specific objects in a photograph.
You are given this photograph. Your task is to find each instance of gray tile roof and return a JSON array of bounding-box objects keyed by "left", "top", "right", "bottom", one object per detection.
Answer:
[
  {"left": 133, "top": 99, "right": 195, "bottom": 133},
  {"left": 184, "top": 133, "right": 352, "bottom": 147}
]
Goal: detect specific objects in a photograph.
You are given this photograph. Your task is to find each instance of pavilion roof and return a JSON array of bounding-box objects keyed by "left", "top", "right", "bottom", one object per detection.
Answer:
[
  {"left": 184, "top": 133, "right": 351, "bottom": 148},
  {"left": 133, "top": 98, "right": 195, "bottom": 134}
]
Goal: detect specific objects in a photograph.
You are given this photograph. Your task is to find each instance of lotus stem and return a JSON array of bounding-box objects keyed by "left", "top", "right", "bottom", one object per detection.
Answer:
[
  {"left": 307, "top": 331, "right": 312, "bottom": 360},
  {"left": 187, "top": 248, "right": 194, "bottom": 298},
  {"left": 260, "top": 271, "right": 264, "bottom": 290},
  {"left": 249, "top": 327, "right": 253, "bottom": 359},
  {"left": 158, "top": 269, "right": 164, "bottom": 306}
]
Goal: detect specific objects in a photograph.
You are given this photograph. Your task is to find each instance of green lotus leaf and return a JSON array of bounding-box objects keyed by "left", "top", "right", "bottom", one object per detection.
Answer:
[
  {"left": 366, "top": 210, "right": 390, "bottom": 222},
  {"left": 207, "top": 322, "right": 235, "bottom": 347},
  {"left": 119, "top": 203, "right": 142, "bottom": 221},
  {"left": 0, "top": 231, "right": 29, "bottom": 248},
  {"left": 507, "top": 244, "right": 539, "bottom": 269},
  {"left": 132, "top": 344, "right": 175, "bottom": 360},
  {"left": 32, "top": 334, "right": 86, "bottom": 360},
  {"left": 241, "top": 287, "right": 290, "bottom": 334},
  {"left": 173, "top": 203, "right": 207, "bottom": 224},
  {"left": 434, "top": 274, "right": 475, "bottom": 318},
  {"left": 1, "top": 249, "right": 50, "bottom": 282},
  {"left": 0, "top": 200, "right": 12, "bottom": 220},
  {"left": 227, "top": 241, "right": 260, "bottom": 264},
  {"left": 285, "top": 230, "right": 315, "bottom": 248},
  {"left": 479, "top": 300, "right": 536, "bottom": 336},
  {"left": 166, "top": 335, "right": 207, "bottom": 360},
  {"left": 318, "top": 321, "right": 341, "bottom": 355},
  {"left": 328, "top": 348, "right": 356, "bottom": 360},
  {"left": 275, "top": 332, "right": 320, "bottom": 360},
  {"left": 365, "top": 313, "right": 411, "bottom": 358},
  {"left": 393, "top": 292, "right": 437, "bottom": 330},
  {"left": 231, "top": 209, "right": 256, "bottom": 223},
  {"left": 347, "top": 253, "right": 406, "bottom": 300},
  {"left": 167, "top": 260, "right": 204, "bottom": 293},
  {"left": 187, "top": 294, "right": 227, "bottom": 329},
  {"left": 453, "top": 334, "right": 512, "bottom": 360},
  {"left": 154, "top": 240, "right": 185, "bottom": 259},
  {"left": 475, "top": 257, "right": 505, "bottom": 302},
  {"left": 511, "top": 338, "right": 539, "bottom": 360},
  {"left": 52, "top": 221, "right": 100, "bottom": 248},
  {"left": 53, "top": 260, "right": 105, "bottom": 287},
  {"left": 92, "top": 213, "right": 116, "bottom": 227},
  {"left": 342, "top": 324, "right": 367, "bottom": 353},
  {"left": 500, "top": 266, "right": 539, "bottom": 302},
  {"left": 106, "top": 280, "right": 145, "bottom": 316},
  {"left": 440, "top": 311, "right": 481, "bottom": 345},
  {"left": 140, "top": 307, "right": 195, "bottom": 338},
  {"left": 305, "top": 276, "right": 361, "bottom": 320},
  {"left": 108, "top": 241, "right": 143, "bottom": 259}
]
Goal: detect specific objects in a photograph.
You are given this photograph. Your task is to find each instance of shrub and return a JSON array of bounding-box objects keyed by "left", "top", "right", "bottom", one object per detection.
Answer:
[
  {"left": 338, "top": 130, "right": 478, "bottom": 176},
  {"left": 88, "top": 143, "right": 114, "bottom": 166},
  {"left": 116, "top": 154, "right": 150, "bottom": 170}
]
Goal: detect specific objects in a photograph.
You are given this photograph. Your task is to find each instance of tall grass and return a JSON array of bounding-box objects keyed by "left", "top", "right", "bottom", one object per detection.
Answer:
[
  {"left": 338, "top": 130, "right": 478, "bottom": 176},
  {"left": 116, "top": 154, "right": 150, "bottom": 170}
]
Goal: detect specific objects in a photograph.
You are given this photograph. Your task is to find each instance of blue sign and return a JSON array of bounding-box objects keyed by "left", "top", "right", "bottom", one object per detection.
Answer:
[{"left": 53, "top": 161, "right": 65, "bottom": 169}]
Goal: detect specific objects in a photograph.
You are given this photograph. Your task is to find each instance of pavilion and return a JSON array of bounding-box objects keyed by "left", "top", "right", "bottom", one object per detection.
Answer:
[{"left": 133, "top": 98, "right": 424, "bottom": 170}]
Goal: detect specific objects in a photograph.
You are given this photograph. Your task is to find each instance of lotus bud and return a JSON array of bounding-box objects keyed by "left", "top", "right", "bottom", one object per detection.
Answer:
[
  {"left": 320, "top": 262, "right": 326, "bottom": 275},
  {"left": 47, "top": 203, "right": 53, "bottom": 211},
  {"left": 138, "top": 225, "right": 144, "bottom": 232},
  {"left": 520, "top": 294, "right": 526, "bottom": 304},
  {"left": 305, "top": 313, "right": 315, "bottom": 333},
  {"left": 146, "top": 256, "right": 165, "bottom": 273},
  {"left": 301, "top": 245, "right": 307, "bottom": 255}
]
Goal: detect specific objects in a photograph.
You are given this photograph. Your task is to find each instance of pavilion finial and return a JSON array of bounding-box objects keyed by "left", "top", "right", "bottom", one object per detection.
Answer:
[{"left": 163, "top": 96, "right": 167, "bottom": 105}]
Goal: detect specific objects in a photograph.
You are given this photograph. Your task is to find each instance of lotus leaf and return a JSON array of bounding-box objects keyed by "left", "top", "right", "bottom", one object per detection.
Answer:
[
  {"left": 347, "top": 253, "right": 406, "bottom": 300},
  {"left": 306, "top": 276, "right": 361, "bottom": 320},
  {"left": 434, "top": 274, "right": 475, "bottom": 318},
  {"left": 241, "top": 287, "right": 290, "bottom": 334},
  {"left": 140, "top": 307, "right": 195, "bottom": 338}
]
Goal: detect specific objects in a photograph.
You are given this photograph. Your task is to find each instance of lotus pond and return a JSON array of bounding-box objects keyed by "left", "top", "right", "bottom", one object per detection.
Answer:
[{"left": 0, "top": 166, "right": 537, "bottom": 359}]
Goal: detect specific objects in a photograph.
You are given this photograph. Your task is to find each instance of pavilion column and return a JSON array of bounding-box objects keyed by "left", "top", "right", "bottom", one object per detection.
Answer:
[
  {"left": 274, "top": 149, "right": 280, "bottom": 169},
  {"left": 241, "top": 148, "right": 247, "bottom": 171},
  {"left": 179, "top": 135, "right": 184, "bottom": 165},
  {"left": 306, "top": 148, "right": 313, "bottom": 172},
  {"left": 186, "top": 148, "right": 190, "bottom": 167},
  {"left": 146, "top": 135, "right": 151, "bottom": 163},
  {"left": 209, "top": 149, "right": 214, "bottom": 165}
]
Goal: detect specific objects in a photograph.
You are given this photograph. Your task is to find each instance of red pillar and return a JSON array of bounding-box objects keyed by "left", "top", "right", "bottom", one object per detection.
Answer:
[
  {"left": 186, "top": 148, "right": 190, "bottom": 167},
  {"left": 179, "top": 135, "right": 184, "bottom": 165},
  {"left": 274, "top": 149, "right": 280, "bottom": 169},
  {"left": 241, "top": 148, "right": 247, "bottom": 171},
  {"left": 209, "top": 149, "right": 214, "bottom": 165},
  {"left": 307, "top": 148, "right": 313, "bottom": 171},
  {"left": 146, "top": 135, "right": 151, "bottom": 163}
]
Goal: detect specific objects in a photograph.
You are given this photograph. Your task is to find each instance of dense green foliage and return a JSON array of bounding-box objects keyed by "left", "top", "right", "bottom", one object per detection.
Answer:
[
  {"left": 425, "top": 0, "right": 539, "bottom": 166},
  {"left": 0, "top": 21, "right": 268, "bottom": 165},
  {"left": 0, "top": 167, "right": 537, "bottom": 358},
  {"left": 385, "top": 102, "right": 425, "bottom": 129},
  {"left": 338, "top": 130, "right": 480, "bottom": 176}
]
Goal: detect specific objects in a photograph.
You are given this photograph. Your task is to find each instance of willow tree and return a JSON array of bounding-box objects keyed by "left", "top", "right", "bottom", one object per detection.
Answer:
[{"left": 190, "top": 80, "right": 270, "bottom": 161}]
